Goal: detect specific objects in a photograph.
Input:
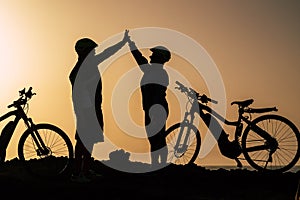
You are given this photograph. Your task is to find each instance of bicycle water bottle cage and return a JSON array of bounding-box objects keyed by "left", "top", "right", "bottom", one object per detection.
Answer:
[{"left": 231, "top": 99, "right": 254, "bottom": 108}]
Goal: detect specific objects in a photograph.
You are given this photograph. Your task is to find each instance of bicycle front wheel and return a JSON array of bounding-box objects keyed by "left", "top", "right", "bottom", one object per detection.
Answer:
[
  {"left": 166, "top": 123, "right": 201, "bottom": 165},
  {"left": 242, "top": 114, "right": 300, "bottom": 172},
  {"left": 18, "top": 123, "right": 73, "bottom": 178}
]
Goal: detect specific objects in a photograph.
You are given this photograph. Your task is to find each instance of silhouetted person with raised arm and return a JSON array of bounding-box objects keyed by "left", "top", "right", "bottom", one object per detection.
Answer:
[
  {"left": 70, "top": 30, "right": 129, "bottom": 182},
  {"left": 127, "top": 33, "right": 171, "bottom": 169}
]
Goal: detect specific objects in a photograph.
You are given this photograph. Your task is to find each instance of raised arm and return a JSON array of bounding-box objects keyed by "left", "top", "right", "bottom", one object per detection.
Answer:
[
  {"left": 128, "top": 39, "right": 148, "bottom": 68},
  {"left": 94, "top": 30, "right": 130, "bottom": 63}
]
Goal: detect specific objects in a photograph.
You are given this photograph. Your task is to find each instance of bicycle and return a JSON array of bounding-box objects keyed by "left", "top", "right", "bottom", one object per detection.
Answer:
[
  {"left": 0, "top": 87, "right": 73, "bottom": 178},
  {"left": 166, "top": 81, "right": 300, "bottom": 173}
]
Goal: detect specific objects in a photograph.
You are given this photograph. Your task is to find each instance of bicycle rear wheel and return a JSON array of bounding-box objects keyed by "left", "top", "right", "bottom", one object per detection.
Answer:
[
  {"left": 242, "top": 114, "right": 300, "bottom": 172},
  {"left": 18, "top": 123, "right": 73, "bottom": 178},
  {"left": 165, "top": 123, "right": 201, "bottom": 165}
]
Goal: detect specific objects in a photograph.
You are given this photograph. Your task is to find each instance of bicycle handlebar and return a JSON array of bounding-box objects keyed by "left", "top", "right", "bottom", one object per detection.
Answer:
[
  {"left": 175, "top": 81, "right": 218, "bottom": 104},
  {"left": 7, "top": 87, "right": 36, "bottom": 108}
]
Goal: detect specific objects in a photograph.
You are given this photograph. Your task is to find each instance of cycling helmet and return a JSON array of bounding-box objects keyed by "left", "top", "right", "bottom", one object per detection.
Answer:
[
  {"left": 150, "top": 46, "right": 171, "bottom": 62},
  {"left": 75, "top": 38, "right": 98, "bottom": 55}
]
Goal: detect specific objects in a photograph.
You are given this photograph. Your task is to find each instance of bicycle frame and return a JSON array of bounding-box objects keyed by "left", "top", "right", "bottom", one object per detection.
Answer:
[
  {"left": 0, "top": 103, "right": 49, "bottom": 157},
  {"left": 0, "top": 110, "right": 20, "bottom": 146},
  {"left": 203, "top": 103, "right": 274, "bottom": 135}
]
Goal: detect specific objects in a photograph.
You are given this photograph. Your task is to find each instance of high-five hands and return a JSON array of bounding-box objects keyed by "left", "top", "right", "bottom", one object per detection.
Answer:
[{"left": 123, "top": 29, "right": 130, "bottom": 42}]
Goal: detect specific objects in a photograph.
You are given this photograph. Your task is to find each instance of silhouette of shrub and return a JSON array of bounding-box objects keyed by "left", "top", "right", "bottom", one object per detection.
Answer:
[{"left": 109, "top": 149, "right": 130, "bottom": 162}]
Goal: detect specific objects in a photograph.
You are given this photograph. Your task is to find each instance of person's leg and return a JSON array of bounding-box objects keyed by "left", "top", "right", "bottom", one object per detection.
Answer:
[
  {"left": 73, "top": 132, "right": 84, "bottom": 176},
  {"left": 81, "top": 143, "right": 93, "bottom": 176},
  {"left": 144, "top": 109, "right": 158, "bottom": 166},
  {"left": 160, "top": 105, "right": 169, "bottom": 165},
  {"left": 149, "top": 125, "right": 167, "bottom": 166},
  {"left": 73, "top": 132, "right": 93, "bottom": 175},
  {"left": 145, "top": 105, "right": 169, "bottom": 167},
  {"left": 71, "top": 137, "right": 93, "bottom": 183},
  {"left": 157, "top": 127, "right": 168, "bottom": 165},
  {"left": 148, "top": 136, "right": 159, "bottom": 167}
]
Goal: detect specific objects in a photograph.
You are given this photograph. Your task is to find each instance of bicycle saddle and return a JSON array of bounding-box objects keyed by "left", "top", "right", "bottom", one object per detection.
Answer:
[{"left": 231, "top": 99, "right": 254, "bottom": 107}]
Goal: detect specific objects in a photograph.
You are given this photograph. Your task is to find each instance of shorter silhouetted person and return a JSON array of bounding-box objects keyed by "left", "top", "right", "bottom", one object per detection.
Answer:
[
  {"left": 127, "top": 33, "right": 171, "bottom": 169},
  {"left": 70, "top": 30, "right": 129, "bottom": 182}
]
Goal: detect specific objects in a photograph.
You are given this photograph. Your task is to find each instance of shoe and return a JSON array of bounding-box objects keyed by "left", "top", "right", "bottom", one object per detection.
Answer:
[{"left": 70, "top": 174, "right": 92, "bottom": 183}]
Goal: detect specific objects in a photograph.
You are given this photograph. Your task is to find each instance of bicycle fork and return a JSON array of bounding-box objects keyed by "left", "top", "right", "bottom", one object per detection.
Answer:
[
  {"left": 25, "top": 118, "right": 50, "bottom": 157},
  {"left": 174, "top": 112, "right": 195, "bottom": 155}
]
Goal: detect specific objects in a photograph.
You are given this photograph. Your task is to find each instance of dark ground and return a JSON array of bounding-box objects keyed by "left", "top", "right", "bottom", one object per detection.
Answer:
[{"left": 0, "top": 158, "right": 299, "bottom": 200}]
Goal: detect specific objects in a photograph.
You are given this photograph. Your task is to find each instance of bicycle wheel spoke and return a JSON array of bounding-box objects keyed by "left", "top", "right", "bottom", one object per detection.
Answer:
[
  {"left": 242, "top": 114, "right": 300, "bottom": 172},
  {"left": 276, "top": 128, "right": 291, "bottom": 143},
  {"left": 278, "top": 132, "right": 297, "bottom": 143}
]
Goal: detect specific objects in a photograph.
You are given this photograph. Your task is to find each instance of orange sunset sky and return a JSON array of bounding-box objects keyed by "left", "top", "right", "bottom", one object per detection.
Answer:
[{"left": 0, "top": 0, "right": 299, "bottom": 167}]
